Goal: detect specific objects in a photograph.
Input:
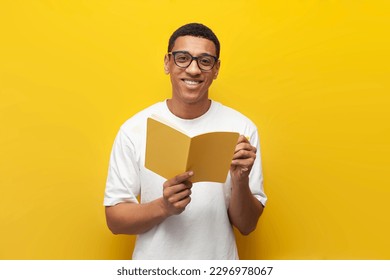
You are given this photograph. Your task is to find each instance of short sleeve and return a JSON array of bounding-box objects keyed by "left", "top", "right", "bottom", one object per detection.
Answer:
[
  {"left": 248, "top": 128, "right": 268, "bottom": 207},
  {"left": 104, "top": 129, "right": 140, "bottom": 206}
]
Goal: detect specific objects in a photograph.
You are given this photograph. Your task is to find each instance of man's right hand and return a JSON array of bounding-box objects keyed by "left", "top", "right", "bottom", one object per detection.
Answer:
[
  {"left": 161, "top": 171, "right": 194, "bottom": 216},
  {"left": 105, "top": 171, "right": 194, "bottom": 235}
]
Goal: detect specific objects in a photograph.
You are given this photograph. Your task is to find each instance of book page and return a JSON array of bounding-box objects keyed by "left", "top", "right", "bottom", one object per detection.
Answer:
[
  {"left": 145, "top": 117, "right": 191, "bottom": 180},
  {"left": 187, "top": 132, "right": 239, "bottom": 183}
]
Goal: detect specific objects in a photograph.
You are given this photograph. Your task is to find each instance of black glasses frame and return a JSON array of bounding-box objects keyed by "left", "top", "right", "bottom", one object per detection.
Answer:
[{"left": 168, "top": 51, "right": 218, "bottom": 71}]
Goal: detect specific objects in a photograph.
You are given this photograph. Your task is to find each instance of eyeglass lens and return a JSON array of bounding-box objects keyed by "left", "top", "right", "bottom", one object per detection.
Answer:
[{"left": 173, "top": 52, "right": 215, "bottom": 70}]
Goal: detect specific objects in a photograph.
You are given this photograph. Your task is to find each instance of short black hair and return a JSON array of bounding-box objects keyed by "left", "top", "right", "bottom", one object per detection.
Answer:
[{"left": 168, "top": 23, "right": 220, "bottom": 58}]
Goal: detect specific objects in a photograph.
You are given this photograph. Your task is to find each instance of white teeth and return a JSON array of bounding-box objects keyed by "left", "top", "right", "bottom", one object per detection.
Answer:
[{"left": 183, "top": 79, "right": 200, "bottom": 85}]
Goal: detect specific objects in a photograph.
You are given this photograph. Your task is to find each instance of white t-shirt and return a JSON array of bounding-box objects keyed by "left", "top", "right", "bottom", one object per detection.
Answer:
[{"left": 104, "top": 100, "right": 267, "bottom": 259}]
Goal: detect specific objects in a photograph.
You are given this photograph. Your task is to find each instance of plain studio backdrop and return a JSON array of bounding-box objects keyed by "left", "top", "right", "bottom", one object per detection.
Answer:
[{"left": 0, "top": 0, "right": 389, "bottom": 259}]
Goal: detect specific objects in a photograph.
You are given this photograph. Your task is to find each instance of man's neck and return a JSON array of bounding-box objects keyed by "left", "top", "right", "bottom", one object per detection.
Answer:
[{"left": 167, "top": 98, "right": 211, "bottom": 120}]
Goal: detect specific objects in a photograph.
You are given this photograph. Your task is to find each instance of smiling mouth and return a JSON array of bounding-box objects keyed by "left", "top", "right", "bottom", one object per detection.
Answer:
[{"left": 182, "top": 79, "right": 202, "bottom": 85}]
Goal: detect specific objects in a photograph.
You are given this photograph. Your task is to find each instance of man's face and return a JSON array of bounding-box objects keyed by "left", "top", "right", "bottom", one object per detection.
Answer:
[{"left": 164, "top": 36, "right": 220, "bottom": 105}]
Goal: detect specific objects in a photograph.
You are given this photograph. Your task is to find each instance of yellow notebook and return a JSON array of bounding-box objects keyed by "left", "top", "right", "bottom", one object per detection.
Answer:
[{"left": 145, "top": 115, "right": 239, "bottom": 183}]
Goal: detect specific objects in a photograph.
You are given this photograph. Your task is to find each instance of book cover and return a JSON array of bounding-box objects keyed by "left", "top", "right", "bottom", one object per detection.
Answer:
[{"left": 145, "top": 115, "right": 239, "bottom": 183}]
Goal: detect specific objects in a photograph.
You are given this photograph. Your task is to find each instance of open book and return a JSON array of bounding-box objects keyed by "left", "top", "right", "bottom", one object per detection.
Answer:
[{"left": 145, "top": 115, "right": 239, "bottom": 183}]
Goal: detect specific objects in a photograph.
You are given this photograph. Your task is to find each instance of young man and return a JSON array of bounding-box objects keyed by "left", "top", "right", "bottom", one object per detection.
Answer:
[{"left": 104, "top": 23, "right": 267, "bottom": 259}]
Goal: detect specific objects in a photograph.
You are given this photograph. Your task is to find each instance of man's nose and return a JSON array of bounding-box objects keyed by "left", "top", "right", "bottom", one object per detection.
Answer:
[{"left": 185, "top": 59, "right": 202, "bottom": 75}]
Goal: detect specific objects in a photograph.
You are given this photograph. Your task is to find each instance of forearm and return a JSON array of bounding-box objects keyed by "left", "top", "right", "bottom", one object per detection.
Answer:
[
  {"left": 106, "top": 172, "right": 193, "bottom": 235},
  {"left": 228, "top": 177, "right": 264, "bottom": 235},
  {"left": 105, "top": 198, "right": 169, "bottom": 235}
]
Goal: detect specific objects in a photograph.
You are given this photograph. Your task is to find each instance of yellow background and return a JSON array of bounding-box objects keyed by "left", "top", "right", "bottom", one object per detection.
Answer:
[{"left": 1, "top": 0, "right": 389, "bottom": 259}]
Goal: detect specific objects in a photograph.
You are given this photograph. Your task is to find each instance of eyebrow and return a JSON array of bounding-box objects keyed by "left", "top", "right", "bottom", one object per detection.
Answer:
[{"left": 174, "top": 50, "right": 215, "bottom": 57}]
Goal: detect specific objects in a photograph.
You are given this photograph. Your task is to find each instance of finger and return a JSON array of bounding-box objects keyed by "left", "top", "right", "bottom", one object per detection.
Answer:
[
  {"left": 233, "top": 144, "right": 257, "bottom": 156},
  {"left": 236, "top": 135, "right": 257, "bottom": 152},
  {"left": 183, "top": 180, "right": 193, "bottom": 189},
  {"left": 166, "top": 188, "right": 192, "bottom": 204},
  {"left": 234, "top": 143, "right": 254, "bottom": 154},
  {"left": 163, "top": 181, "right": 192, "bottom": 199},
  {"left": 164, "top": 171, "right": 194, "bottom": 188},
  {"left": 173, "top": 196, "right": 191, "bottom": 210},
  {"left": 231, "top": 157, "right": 255, "bottom": 168},
  {"left": 231, "top": 158, "right": 255, "bottom": 166},
  {"left": 232, "top": 149, "right": 256, "bottom": 160},
  {"left": 237, "top": 135, "right": 250, "bottom": 144}
]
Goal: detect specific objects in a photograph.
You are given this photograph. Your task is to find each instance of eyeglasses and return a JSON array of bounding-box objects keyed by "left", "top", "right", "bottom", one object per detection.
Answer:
[{"left": 168, "top": 51, "right": 218, "bottom": 71}]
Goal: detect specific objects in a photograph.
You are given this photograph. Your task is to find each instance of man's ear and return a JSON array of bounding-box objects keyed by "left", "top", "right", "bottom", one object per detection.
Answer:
[
  {"left": 213, "top": 60, "right": 221, "bottom": 79},
  {"left": 164, "top": 54, "right": 170, "bottom": 74}
]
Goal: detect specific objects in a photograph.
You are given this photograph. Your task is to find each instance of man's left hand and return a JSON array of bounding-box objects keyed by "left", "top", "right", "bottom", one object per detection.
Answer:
[{"left": 230, "top": 135, "right": 256, "bottom": 180}]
